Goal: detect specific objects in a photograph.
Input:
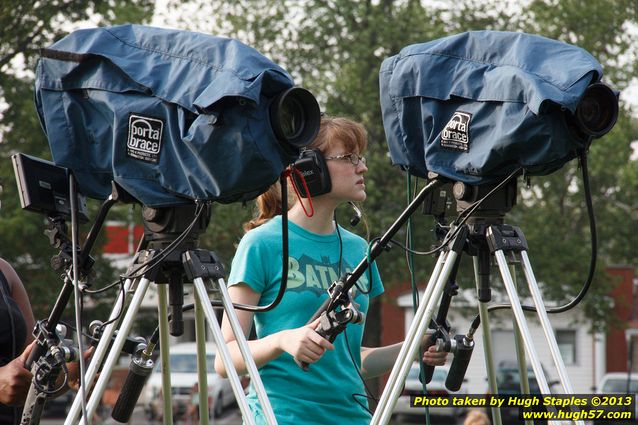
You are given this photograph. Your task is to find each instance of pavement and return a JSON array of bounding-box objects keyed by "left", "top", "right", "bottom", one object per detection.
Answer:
[
  {"left": 38, "top": 406, "right": 462, "bottom": 424},
  {"left": 40, "top": 405, "right": 243, "bottom": 425},
  {"left": 38, "top": 404, "right": 466, "bottom": 424}
]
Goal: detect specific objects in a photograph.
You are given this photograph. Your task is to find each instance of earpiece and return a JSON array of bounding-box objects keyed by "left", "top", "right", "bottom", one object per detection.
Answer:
[
  {"left": 291, "top": 150, "right": 362, "bottom": 227},
  {"left": 348, "top": 201, "right": 362, "bottom": 226},
  {"left": 291, "top": 149, "right": 332, "bottom": 198}
]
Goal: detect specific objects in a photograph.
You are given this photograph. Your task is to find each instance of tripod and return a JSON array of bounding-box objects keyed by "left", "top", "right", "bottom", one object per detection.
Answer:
[
  {"left": 63, "top": 204, "right": 277, "bottom": 425},
  {"left": 371, "top": 181, "right": 584, "bottom": 425}
]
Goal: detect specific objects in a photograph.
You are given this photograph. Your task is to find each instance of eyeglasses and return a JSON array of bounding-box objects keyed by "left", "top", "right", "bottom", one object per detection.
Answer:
[{"left": 325, "top": 153, "right": 367, "bottom": 166}]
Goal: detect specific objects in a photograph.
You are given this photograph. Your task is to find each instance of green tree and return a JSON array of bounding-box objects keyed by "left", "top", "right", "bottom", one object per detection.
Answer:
[
  {"left": 510, "top": 0, "right": 638, "bottom": 329},
  {"left": 156, "top": 0, "right": 638, "bottom": 336},
  {"left": 0, "top": 1, "right": 155, "bottom": 317}
]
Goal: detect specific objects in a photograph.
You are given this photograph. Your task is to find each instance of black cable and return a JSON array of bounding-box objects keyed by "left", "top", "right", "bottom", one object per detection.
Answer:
[
  {"left": 374, "top": 168, "right": 523, "bottom": 259},
  {"left": 81, "top": 278, "right": 123, "bottom": 294},
  {"left": 220, "top": 175, "right": 289, "bottom": 313},
  {"left": 69, "top": 175, "right": 90, "bottom": 424},
  {"left": 336, "top": 214, "right": 373, "bottom": 295},
  {"left": 485, "top": 151, "right": 597, "bottom": 315},
  {"left": 92, "top": 278, "right": 128, "bottom": 332},
  {"left": 84, "top": 231, "right": 146, "bottom": 330},
  {"left": 405, "top": 173, "right": 419, "bottom": 302},
  {"left": 33, "top": 360, "right": 69, "bottom": 395},
  {"left": 58, "top": 321, "right": 96, "bottom": 342},
  {"left": 61, "top": 276, "right": 127, "bottom": 341},
  {"left": 404, "top": 173, "right": 432, "bottom": 424},
  {"left": 343, "top": 329, "right": 375, "bottom": 416},
  {"left": 121, "top": 201, "right": 207, "bottom": 280}
]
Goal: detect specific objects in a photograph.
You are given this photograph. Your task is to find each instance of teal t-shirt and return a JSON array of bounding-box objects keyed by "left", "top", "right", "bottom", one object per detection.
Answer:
[{"left": 228, "top": 215, "right": 384, "bottom": 425}]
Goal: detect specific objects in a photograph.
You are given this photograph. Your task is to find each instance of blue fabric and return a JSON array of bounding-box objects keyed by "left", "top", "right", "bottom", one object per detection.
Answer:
[
  {"left": 34, "top": 25, "right": 296, "bottom": 206},
  {"left": 380, "top": 30, "right": 604, "bottom": 184},
  {"left": 227, "top": 216, "right": 384, "bottom": 425}
]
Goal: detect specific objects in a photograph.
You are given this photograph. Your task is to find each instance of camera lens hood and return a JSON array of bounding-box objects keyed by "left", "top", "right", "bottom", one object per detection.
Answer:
[
  {"left": 574, "top": 82, "right": 619, "bottom": 138},
  {"left": 269, "top": 87, "right": 321, "bottom": 152}
]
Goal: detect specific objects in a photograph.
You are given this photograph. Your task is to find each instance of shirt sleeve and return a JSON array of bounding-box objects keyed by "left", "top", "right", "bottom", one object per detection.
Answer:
[
  {"left": 227, "top": 230, "right": 272, "bottom": 294},
  {"left": 368, "top": 259, "right": 384, "bottom": 299}
]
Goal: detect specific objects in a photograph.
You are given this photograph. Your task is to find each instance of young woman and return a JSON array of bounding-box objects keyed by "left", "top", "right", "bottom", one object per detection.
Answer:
[{"left": 215, "top": 116, "right": 446, "bottom": 424}]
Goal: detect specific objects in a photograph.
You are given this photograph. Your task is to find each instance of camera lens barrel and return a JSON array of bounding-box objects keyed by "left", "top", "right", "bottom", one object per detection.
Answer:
[
  {"left": 574, "top": 82, "right": 619, "bottom": 138},
  {"left": 270, "top": 87, "right": 321, "bottom": 152}
]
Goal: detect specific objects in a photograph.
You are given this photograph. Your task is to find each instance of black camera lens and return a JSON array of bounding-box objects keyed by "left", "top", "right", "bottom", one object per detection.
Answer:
[
  {"left": 270, "top": 87, "right": 320, "bottom": 152},
  {"left": 279, "top": 96, "right": 305, "bottom": 140},
  {"left": 575, "top": 82, "right": 618, "bottom": 138}
]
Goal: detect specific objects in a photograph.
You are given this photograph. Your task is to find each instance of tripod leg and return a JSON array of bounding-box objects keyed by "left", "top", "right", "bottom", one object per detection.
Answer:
[
  {"left": 20, "top": 389, "right": 47, "bottom": 425},
  {"left": 64, "top": 278, "right": 136, "bottom": 425},
  {"left": 473, "top": 257, "right": 502, "bottom": 425},
  {"left": 372, "top": 237, "right": 466, "bottom": 425},
  {"left": 503, "top": 260, "right": 531, "bottom": 395},
  {"left": 498, "top": 252, "right": 584, "bottom": 425},
  {"left": 520, "top": 251, "right": 576, "bottom": 395},
  {"left": 80, "top": 277, "right": 152, "bottom": 424},
  {"left": 191, "top": 277, "right": 260, "bottom": 425},
  {"left": 157, "top": 283, "right": 174, "bottom": 425},
  {"left": 493, "top": 250, "right": 551, "bottom": 393},
  {"left": 194, "top": 295, "right": 210, "bottom": 425},
  {"left": 508, "top": 261, "right": 533, "bottom": 425},
  {"left": 211, "top": 277, "right": 279, "bottom": 424}
]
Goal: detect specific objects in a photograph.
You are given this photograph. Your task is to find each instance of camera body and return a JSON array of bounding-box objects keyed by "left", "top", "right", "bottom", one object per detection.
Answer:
[
  {"left": 35, "top": 25, "right": 319, "bottom": 207},
  {"left": 380, "top": 31, "right": 618, "bottom": 185}
]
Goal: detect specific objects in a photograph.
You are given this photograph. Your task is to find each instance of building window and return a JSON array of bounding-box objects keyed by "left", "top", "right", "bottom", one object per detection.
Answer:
[{"left": 556, "top": 330, "right": 577, "bottom": 365}]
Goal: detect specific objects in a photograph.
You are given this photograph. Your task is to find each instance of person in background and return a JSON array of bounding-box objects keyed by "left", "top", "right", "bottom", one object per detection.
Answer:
[
  {"left": 464, "top": 409, "right": 491, "bottom": 425},
  {"left": 0, "top": 258, "right": 92, "bottom": 424},
  {"left": 0, "top": 258, "right": 36, "bottom": 424}
]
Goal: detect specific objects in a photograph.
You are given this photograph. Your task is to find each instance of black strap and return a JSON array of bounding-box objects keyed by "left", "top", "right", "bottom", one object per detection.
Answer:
[{"left": 39, "top": 48, "right": 93, "bottom": 62}]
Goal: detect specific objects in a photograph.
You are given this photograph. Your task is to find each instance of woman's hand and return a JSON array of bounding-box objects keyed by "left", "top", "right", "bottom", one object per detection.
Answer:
[
  {"left": 422, "top": 344, "right": 447, "bottom": 366},
  {"left": 0, "top": 342, "right": 34, "bottom": 406},
  {"left": 278, "top": 317, "right": 334, "bottom": 365},
  {"left": 66, "top": 346, "right": 95, "bottom": 391}
]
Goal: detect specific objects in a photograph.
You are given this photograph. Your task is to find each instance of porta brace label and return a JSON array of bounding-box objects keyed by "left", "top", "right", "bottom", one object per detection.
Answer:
[
  {"left": 127, "top": 113, "right": 164, "bottom": 164},
  {"left": 440, "top": 111, "right": 471, "bottom": 152}
]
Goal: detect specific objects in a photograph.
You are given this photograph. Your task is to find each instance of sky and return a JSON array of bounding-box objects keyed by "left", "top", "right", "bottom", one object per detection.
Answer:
[
  {"left": 148, "top": 0, "right": 638, "bottom": 118},
  {"left": 2, "top": 1, "right": 637, "bottom": 141}
]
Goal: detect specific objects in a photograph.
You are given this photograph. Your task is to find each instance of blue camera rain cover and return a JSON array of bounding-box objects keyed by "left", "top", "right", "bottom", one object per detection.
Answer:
[
  {"left": 379, "top": 30, "right": 604, "bottom": 184},
  {"left": 35, "top": 24, "right": 296, "bottom": 206}
]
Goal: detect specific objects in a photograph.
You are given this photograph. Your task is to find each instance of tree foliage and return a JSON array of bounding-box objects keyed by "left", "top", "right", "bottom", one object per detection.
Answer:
[
  {"left": 1, "top": 0, "right": 636, "bottom": 332},
  {"left": 157, "top": 0, "right": 638, "bottom": 333},
  {"left": 0, "top": 0, "right": 155, "bottom": 317}
]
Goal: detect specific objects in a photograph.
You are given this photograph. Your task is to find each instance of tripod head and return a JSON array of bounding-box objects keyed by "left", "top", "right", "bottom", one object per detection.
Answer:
[
  {"left": 421, "top": 177, "right": 521, "bottom": 390},
  {"left": 454, "top": 178, "right": 518, "bottom": 224},
  {"left": 428, "top": 177, "right": 519, "bottom": 301},
  {"left": 138, "top": 202, "right": 213, "bottom": 338},
  {"left": 142, "top": 203, "right": 212, "bottom": 251}
]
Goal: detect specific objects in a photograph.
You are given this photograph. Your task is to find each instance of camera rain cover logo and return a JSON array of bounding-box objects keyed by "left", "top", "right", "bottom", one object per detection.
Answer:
[
  {"left": 127, "top": 114, "right": 164, "bottom": 164},
  {"left": 440, "top": 111, "right": 472, "bottom": 152}
]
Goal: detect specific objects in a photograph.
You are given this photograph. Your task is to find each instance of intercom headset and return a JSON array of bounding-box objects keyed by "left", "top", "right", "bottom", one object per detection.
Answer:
[
  {"left": 291, "top": 148, "right": 362, "bottom": 226},
  {"left": 291, "top": 148, "right": 332, "bottom": 198},
  {"left": 291, "top": 147, "right": 373, "bottom": 411}
]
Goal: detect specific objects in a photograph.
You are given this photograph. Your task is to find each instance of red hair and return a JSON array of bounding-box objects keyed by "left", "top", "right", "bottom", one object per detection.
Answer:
[{"left": 243, "top": 116, "right": 368, "bottom": 231}]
